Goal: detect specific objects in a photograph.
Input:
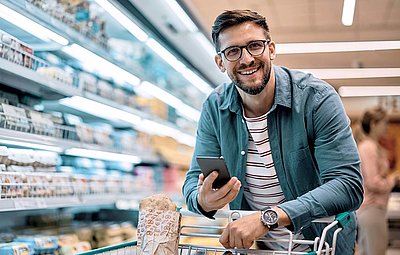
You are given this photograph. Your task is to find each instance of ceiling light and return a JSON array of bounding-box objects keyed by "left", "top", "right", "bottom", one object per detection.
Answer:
[
  {"left": 64, "top": 148, "right": 142, "bottom": 163},
  {"left": 146, "top": 38, "right": 186, "bottom": 72},
  {"left": 193, "top": 32, "right": 216, "bottom": 56},
  {"left": 0, "top": 3, "right": 69, "bottom": 45},
  {"left": 146, "top": 38, "right": 213, "bottom": 94},
  {"left": 164, "top": 0, "right": 198, "bottom": 32},
  {"left": 62, "top": 44, "right": 140, "bottom": 85},
  {"left": 59, "top": 96, "right": 142, "bottom": 125},
  {"left": 299, "top": 68, "right": 400, "bottom": 79},
  {"left": 136, "top": 119, "right": 196, "bottom": 147},
  {"left": 338, "top": 86, "right": 400, "bottom": 97},
  {"left": 0, "top": 139, "right": 63, "bottom": 152},
  {"left": 94, "top": 0, "right": 148, "bottom": 42},
  {"left": 139, "top": 81, "right": 201, "bottom": 122},
  {"left": 277, "top": 41, "right": 400, "bottom": 54},
  {"left": 342, "top": 0, "right": 356, "bottom": 26}
]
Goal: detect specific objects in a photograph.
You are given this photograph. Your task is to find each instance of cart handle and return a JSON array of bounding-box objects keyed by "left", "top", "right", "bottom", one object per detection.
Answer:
[
  {"left": 335, "top": 212, "right": 351, "bottom": 228},
  {"left": 180, "top": 208, "right": 348, "bottom": 225}
]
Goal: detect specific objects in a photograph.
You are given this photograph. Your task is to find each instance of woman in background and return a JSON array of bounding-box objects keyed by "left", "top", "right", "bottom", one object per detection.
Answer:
[{"left": 355, "top": 107, "right": 399, "bottom": 255}]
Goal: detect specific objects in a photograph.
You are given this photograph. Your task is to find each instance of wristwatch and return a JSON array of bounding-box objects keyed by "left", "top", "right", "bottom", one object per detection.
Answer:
[{"left": 261, "top": 206, "right": 279, "bottom": 230}]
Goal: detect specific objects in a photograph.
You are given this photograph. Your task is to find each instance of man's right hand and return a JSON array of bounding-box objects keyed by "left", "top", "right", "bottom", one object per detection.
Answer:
[{"left": 197, "top": 171, "right": 241, "bottom": 212}]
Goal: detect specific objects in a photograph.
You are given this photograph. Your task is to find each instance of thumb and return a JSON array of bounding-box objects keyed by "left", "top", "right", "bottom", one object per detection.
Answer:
[{"left": 204, "top": 171, "right": 219, "bottom": 189}]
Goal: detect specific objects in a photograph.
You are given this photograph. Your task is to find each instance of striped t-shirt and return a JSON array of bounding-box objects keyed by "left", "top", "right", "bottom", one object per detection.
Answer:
[{"left": 243, "top": 112, "right": 309, "bottom": 252}]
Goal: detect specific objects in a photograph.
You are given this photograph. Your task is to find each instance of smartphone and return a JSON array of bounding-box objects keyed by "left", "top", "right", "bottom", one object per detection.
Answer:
[{"left": 196, "top": 156, "right": 231, "bottom": 189}]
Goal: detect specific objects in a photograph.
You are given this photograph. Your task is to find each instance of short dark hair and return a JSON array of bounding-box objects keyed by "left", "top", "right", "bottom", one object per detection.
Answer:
[
  {"left": 361, "top": 107, "right": 387, "bottom": 134},
  {"left": 211, "top": 10, "right": 271, "bottom": 52}
]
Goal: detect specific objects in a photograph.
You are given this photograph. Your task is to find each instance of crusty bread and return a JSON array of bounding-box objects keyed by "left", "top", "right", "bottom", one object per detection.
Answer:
[{"left": 139, "top": 193, "right": 176, "bottom": 211}]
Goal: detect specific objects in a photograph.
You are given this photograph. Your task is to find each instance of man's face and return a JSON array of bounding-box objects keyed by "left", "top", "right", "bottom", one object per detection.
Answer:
[{"left": 215, "top": 22, "right": 275, "bottom": 95}]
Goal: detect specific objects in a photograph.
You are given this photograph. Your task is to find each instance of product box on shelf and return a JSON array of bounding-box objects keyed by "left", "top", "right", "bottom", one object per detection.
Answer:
[
  {"left": 14, "top": 235, "right": 59, "bottom": 255},
  {"left": 97, "top": 80, "right": 114, "bottom": 100},
  {"left": 36, "top": 66, "right": 74, "bottom": 86},
  {"left": 79, "top": 72, "right": 97, "bottom": 94},
  {"left": 0, "top": 242, "right": 33, "bottom": 255},
  {"left": 0, "top": 171, "right": 24, "bottom": 198},
  {"left": 91, "top": 123, "right": 113, "bottom": 147},
  {"left": 0, "top": 103, "right": 30, "bottom": 132},
  {"left": 0, "top": 29, "right": 34, "bottom": 69},
  {"left": 0, "top": 90, "right": 20, "bottom": 106},
  {"left": 25, "top": 109, "right": 56, "bottom": 137}
]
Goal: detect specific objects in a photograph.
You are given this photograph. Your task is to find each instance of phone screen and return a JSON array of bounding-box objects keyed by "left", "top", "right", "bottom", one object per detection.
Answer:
[{"left": 196, "top": 156, "right": 231, "bottom": 189}]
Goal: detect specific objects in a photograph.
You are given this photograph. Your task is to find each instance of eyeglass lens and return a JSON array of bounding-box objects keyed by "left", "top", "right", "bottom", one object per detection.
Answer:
[{"left": 224, "top": 40, "right": 267, "bottom": 61}]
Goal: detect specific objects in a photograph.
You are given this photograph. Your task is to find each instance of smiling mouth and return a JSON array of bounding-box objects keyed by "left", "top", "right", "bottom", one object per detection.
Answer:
[{"left": 238, "top": 66, "right": 261, "bottom": 75}]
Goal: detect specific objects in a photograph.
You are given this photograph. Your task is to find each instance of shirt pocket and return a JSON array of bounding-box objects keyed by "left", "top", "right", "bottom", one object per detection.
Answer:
[{"left": 288, "top": 146, "right": 320, "bottom": 195}]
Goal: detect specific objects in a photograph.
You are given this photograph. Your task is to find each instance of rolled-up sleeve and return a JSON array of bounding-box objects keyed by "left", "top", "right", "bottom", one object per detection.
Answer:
[
  {"left": 182, "top": 101, "right": 221, "bottom": 215},
  {"left": 278, "top": 87, "right": 363, "bottom": 232}
]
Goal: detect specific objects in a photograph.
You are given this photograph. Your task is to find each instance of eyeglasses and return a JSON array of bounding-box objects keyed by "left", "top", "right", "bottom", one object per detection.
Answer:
[{"left": 218, "top": 40, "right": 270, "bottom": 62}]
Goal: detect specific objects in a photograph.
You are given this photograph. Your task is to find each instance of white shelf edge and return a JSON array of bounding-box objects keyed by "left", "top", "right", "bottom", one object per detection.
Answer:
[
  {"left": 0, "top": 193, "right": 146, "bottom": 212},
  {"left": 0, "top": 128, "right": 156, "bottom": 162},
  {"left": 0, "top": 58, "right": 80, "bottom": 98}
]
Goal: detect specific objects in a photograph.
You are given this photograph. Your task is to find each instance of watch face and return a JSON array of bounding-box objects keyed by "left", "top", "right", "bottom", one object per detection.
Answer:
[{"left": 265, "top": 210, "right": 278, "bottom": 224}]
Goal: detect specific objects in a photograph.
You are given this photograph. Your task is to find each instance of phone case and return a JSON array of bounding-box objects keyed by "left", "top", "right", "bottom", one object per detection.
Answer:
[{"left": 196, "top": 156, "right": 231, "bottom": 189}]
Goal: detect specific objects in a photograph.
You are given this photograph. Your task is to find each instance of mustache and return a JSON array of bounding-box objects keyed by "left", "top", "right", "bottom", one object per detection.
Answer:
[{"left": 237, "top": 61, "right": 261, "bottom": 71}]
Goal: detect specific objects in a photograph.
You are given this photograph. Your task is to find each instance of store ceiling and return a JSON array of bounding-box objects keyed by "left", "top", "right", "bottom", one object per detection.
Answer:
[{"left": 149, "top": 0, "right": 400, "bottom": 119}]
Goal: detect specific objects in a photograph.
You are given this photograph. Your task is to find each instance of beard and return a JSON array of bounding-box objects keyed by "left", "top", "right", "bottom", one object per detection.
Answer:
[{"left": 230, "top": 62, "right": 272, "bottom": 95}]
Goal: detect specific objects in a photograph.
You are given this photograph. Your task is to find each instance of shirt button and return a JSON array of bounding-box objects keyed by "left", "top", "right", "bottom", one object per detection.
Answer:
[{"left": 241, "top": 150, "right": 245, "bottom": 156}]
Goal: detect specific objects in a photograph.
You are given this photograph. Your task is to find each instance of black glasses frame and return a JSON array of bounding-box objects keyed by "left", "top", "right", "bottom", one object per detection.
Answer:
[{"left": 218, "top": 40, "right": 270, "bottom": 62}]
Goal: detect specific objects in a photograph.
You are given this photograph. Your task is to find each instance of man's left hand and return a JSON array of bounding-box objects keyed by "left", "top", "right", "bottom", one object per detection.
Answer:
[{"left": 219, "top": 212, "right": 268, "bottom": 249}]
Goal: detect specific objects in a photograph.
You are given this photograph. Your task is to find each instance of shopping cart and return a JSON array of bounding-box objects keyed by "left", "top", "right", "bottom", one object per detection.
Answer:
[{"left": 77, "top": 209, "right": 351, "bottom": 255}]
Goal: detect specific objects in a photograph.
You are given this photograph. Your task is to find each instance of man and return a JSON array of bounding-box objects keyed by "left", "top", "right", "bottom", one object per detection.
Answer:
[{"left": 182, "top": 9, "right": 363, "bottom": 254}]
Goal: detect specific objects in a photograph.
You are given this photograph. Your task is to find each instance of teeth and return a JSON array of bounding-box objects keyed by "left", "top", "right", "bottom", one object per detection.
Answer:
[{"left": 240, "top": 68, "right": 258, "bottom": 75}]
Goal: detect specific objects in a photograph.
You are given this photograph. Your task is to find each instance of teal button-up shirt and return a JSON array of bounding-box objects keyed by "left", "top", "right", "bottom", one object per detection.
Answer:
[{"left": 183, "top": 66, "right": 363, "bottom": 253}]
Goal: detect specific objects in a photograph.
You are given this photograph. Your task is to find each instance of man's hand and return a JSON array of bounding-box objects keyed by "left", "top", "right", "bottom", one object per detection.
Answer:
[
  {"left": 197, "top": 171, "right": 241, "bottom": 212},
  {"left": 219, "top": 212, "right": 268, "bottom": 249}
]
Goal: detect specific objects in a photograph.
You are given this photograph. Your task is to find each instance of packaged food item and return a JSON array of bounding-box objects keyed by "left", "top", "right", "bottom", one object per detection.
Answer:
[
  {"left": 79, "top": 72, "right": 97, "bottom": 94},
  {"left": 6, "top": 149, "right": 36, "bottom": 166},
  {"left": 97, "top": 80, "right": 113, "bottom": 100},
  {"left": 137, "top": 194, "right": 181, "bottom": 255},
  {"left": 0, "top": 30, "right": 34, "bottom": 69},
  {"left": 0, "top": 242, "right": 33, "bottom": 255},
  {"left": 0, "top": 103, "right": 30, "bottom": 132},
  {"left": 36, "top": 66, "right": 74, "bottom": 86},
  {"left": 75, "top": 123, "right": 94, "bottom": 144},
  {"left": 14, "top": 235, "right": 58, "bottom": 255},
  {"left": 25, "top": 109, "right": 56, "bottom": 137}
]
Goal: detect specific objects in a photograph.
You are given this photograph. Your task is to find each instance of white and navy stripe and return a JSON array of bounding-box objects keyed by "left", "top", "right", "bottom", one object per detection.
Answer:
[{"left": 243, "top": 112, "right": 310, "bottom": 252}]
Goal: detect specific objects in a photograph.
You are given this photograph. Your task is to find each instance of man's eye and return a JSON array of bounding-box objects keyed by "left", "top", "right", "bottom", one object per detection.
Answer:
[
  {"left": 249, "top": 42, "right": 263, "bottom": 50},
  {"left": 226, "top": 48, "right": 240, "bottom": 56}
]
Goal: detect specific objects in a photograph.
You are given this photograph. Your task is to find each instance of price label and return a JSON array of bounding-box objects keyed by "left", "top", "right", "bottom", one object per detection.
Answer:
[
  {"left": 36, "top": 198, "right": 47, "bottom": 208},
  {"left": 14, "top": 199, "right": 37, "bottom": 209}
]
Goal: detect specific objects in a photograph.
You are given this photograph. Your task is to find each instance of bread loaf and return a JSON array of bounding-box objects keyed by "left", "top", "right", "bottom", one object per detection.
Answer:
[{"left": 137, "top": 194, "right": 181, "bottom": 255}]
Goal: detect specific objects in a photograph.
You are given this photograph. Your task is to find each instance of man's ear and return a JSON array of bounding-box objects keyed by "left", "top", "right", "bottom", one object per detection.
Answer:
[
  {"left": 268, "top": 41, "right": 276, "bottom": 60},
  {"left": 215, "top": 55, "right": 226, "bottom": 72}
]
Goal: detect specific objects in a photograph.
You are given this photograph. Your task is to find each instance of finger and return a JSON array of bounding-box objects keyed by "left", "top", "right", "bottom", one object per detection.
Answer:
[
  {"left": 197, "top": 173, "right": 204, "bottom": 186},
  {"left": 219, "top": 228, "right": 230, "bottom": 248},
  {"left": 229, "top": 231, "right": 238, "bottom": 249},
  {"left": 218, "top": 178, "right": 241, "bottom": 201},
  {"left": 203, "top": 171, "right": 219, "bottom": 189},
  {"left": 243, "top": 239, "right": 254, "bottom": 249},
  {"left": 218, "top": 177, "right": 241, "bottom": 194}
]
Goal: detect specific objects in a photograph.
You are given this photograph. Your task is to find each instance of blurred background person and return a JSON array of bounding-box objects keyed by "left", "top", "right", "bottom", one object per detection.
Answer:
[{"left": 355, "top": 107, "right": 400, "bottom": 255}]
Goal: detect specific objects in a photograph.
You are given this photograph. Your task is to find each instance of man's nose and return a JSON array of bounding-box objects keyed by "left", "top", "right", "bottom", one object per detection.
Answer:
[{"left": 240, "top": 48, "right": 255, "bottom": 63}]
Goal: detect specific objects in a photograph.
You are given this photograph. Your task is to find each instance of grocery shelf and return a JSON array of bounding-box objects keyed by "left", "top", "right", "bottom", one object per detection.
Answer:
[
  {"left": 0, "top": 193, "right": 148, "bottom": 212},
  {"left": 388, "top": 192, "right": 400, "bottom": 220},
  {"left": 0, "top": 58, "right": 80, "bottom": 100},
  {"left": 3, "top": 0, "right": 145, "bottom": 80},
  {"left": 0, "top": 128, "right": 157, "bottom": 162}
]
